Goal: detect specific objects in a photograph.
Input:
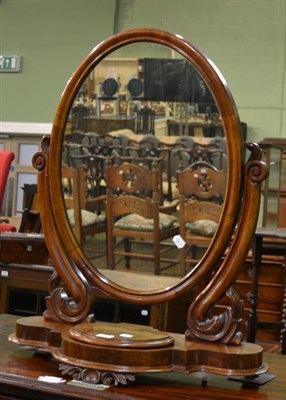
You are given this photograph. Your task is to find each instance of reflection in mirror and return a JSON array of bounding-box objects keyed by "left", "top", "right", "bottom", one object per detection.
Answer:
[{"left": 61, "top": 42, "right": 227, "bottom": 288}]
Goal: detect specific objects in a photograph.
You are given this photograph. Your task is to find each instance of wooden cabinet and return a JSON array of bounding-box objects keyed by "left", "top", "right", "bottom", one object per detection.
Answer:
[
  {"left": 0, "top": 263, "right": 52, "bottom": 315},
  {"left": 235, "top": 255, "right": 285, "bottom": 342}
]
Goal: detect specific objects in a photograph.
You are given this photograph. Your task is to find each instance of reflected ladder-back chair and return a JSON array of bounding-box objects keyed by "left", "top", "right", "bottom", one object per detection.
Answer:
[
  {"left": 105, "top": 157, "right": 179, "bottom": 275},
  {"left": 126, "top": 135, "right": 176, "bottom": 204},
  {"left": 61, "top": 163, "right": 106, "bottom": 248},
  {"left": 0, "top": 151, "right": 17, "bottom": 233},
  {"left": 177, "top": 160, "right": 227, "bottom": 275},
  {"left": 70, "top": 153, "right": 108, "bottom": 198}
]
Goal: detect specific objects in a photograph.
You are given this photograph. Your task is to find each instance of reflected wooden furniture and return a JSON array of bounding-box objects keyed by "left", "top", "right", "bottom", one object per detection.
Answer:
[
  {"left": 105, "top": 158, "right": 179, "bottom": 274},
  {"left": 0, "top": 314, "right": 284, "bottom": 400},
  {"left": 247, "top": 227, "right": 286, "bottom": 354},
  {"left": 12, "top": 29, "right": 269, "bottom": 385},
  {"left": 167, "top": 119, "right": 247, "bottom": 141},
  {"left": 177, "top": 161, "right": 226, "bottom": 274},
  {"left": 167, "top": 118, "right": 224, "bottom": 137},
  {"left": 62, "top": 163, "right": 106, "bottom": 247},
  {"left": 86, "top": 116, "right": 135, "bottom": 134}
]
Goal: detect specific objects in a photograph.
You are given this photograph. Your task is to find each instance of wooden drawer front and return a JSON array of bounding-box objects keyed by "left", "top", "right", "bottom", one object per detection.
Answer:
[
  {"left": 0, "top": 233, "right": 50, "bottom": 265},
  {"left": 0, "top": 264, "right": 53, "bottom": 282}
]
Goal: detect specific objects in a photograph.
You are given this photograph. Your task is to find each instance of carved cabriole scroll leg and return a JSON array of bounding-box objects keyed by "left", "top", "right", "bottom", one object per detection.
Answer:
[
  {"left": 32, "top": 136, "right": 93, "bottom": 324},
  {"left": 186, "top": 143, "right": 269, "bottom": 345}
]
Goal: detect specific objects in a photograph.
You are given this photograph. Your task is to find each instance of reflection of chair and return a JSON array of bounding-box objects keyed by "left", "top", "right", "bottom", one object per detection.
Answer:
[
  {"left": 0, "top": 151, "right": 17, "bottom": 233},
  {"left": 71, "top": 104, "right": 88, "bottom": 132},
  {"left": 70, "top": 153, "right": 107, "bottom": 198},
  {"left": 135, "top": 105, "right": 155, "bottom": 135},
  {"left": 126, "top": 135, "right": 175, "bottom": 202},
  {"left": 127, "top": 134, "right": 160, "bottom": 161},
  {"left": 62, "top": 143, "right": 85, "bottom": 167},
  {"left": 105, "top": 158, "right": 178, "bottom": 275},
  {"left": 62, "top": 163, "right": 106, "bottom": 247},
  {"left": 177, "top": 161, "right": 226, "bottom": 274}
]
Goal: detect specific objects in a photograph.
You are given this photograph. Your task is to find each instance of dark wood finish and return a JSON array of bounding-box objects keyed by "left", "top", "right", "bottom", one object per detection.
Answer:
[
  {"left": 0, "top": 263, "right": 52, "bottom": 315},
  {"left": 247, "top": 227, "right": 286, "bottom": 353},
  {"left": 0, "top": 232, "right": 50, "bottom": 265},
  {"left": 135, "top": 106, "right": 155, "bottom": 134},
  {"left": 105, "top": 158, "right": 178, "bottom": 275},
  {"left": 1, "top": 314, "right": 285, "bottom": 400},
  {"left": 25, "top": 29, "right": 269, "bottom": 382},
  {"left": 19, "top": 183, "right": 42, "bottom": 233},
  {"left": 33, "top": 28, "right": 250, "bottom": 306},
  {"left": 177, "top": 161, "right": 227, "bottom": 274},
  {"left": 12, "top": 315, "right": 266, "bottom": 382},
  {"left": 0, "top": 256, "right": 185, "bottom": 333},
  {"left": 62, "top": 163, "right": 106, "bottom": 247},
  {"left": 167, "top": 118, "right": 224, "bottom": 137}
]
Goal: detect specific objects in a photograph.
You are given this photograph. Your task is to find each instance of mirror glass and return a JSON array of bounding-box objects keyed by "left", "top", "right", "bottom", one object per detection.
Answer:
[{"left": 60, "top": 42, "right": 227, "bottom": 290}]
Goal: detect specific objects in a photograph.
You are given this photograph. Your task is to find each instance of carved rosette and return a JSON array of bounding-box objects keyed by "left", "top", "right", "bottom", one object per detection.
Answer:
[
  {"left": 185, "top": 143, "right": 269, "bottom": 345},
  {"left": 59, "top": 363, "right": 136, "bottom": 386}
]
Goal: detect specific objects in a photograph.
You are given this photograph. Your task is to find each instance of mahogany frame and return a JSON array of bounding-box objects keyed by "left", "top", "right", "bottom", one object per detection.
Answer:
[{"left": 31, "top": 29, "right": 269, "bottom": 345}]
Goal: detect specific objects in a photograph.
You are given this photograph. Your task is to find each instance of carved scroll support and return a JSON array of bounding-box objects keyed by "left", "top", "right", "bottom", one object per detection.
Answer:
[
  {"left": 59, "top": 364, "right": 136, "bottom": 386},
  {"left": 33, "top": 136, "right": 93, "bottom": 324},
  {"left": 186, "top": 142, "right": 269, "bottom": 344}
]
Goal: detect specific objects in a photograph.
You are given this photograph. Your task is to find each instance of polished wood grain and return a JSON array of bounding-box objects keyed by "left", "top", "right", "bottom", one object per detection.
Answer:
[
  {"left": 2, "top": 315, "right": 286, "bottom": 400},
  {"left": 26, "top": 28, "right": 269, "bottom": 383},
  {"left": 33, "top": 28, "right": 247, "bottom": 309},
  {"left": 247, "top": 227, "right": 286, "bottom": 353},
  {"left": 11, "top": 315, "right": 266, "bottom": 381}
]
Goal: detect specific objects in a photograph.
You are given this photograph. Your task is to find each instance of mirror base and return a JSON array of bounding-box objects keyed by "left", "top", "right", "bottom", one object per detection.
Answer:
[{"left": 10, "top": 316, "right": 268, "bottom": 386}]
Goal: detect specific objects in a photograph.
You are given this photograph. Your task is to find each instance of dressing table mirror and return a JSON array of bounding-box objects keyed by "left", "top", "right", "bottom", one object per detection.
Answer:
[{"left": 11, "top": 29, "right": 269, "bottom": 386}]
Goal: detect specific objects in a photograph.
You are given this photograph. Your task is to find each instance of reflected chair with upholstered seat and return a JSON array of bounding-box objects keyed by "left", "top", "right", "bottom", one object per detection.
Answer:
[
  {"left": 177, "top": 160, "right": 227, "bottom": 275},
  {"left": 0, "top": 151, "right": 17, "bottom": 233},
  {"left": 105, "top": 157, "right": 179, "bottom": 275},
  {"left": 61, "top": 163, "right": 106, "bottom": 248}
]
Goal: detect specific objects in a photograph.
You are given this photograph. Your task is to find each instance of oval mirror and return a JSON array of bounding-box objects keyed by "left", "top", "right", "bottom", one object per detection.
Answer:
[{"left": 43, "top": 29, "right": 244, "bottom": 303}]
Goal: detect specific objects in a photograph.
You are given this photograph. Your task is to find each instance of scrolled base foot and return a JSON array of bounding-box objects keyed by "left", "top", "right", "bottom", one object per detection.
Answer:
[{"left": 59, "top": 363, "right": 136, "bottom": 386}]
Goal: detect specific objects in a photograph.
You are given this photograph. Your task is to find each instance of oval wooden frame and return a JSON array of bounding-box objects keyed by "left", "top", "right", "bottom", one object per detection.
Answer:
[{"left": 35, "top": 29, "right": 245, "bottom": 311}]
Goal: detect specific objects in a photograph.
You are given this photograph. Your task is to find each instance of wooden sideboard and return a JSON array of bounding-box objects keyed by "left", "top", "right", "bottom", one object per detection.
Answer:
[{"left": 0, "top": 314, "right": 285, "bottom": 400}]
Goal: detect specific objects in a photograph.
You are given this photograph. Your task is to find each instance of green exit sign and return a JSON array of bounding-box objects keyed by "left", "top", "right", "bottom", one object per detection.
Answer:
[{"left": 0, "top": 55, "right": 21, "bottom": 72}]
